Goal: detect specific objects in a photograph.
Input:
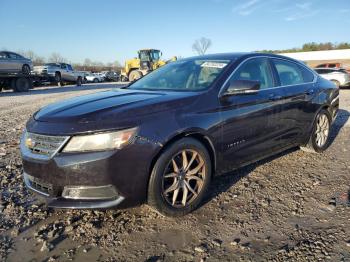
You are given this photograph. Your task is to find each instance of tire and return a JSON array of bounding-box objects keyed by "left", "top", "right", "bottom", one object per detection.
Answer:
[
  {"left": 76, "top": 77, "right": 82, "bottom": 86},
  {"left": 148, "top": 138, "right": 212, "bottom": 217},
  {"left": 331, "top": 80, "right": 340, "bottom": 88},
  {"left": 55, "top": 72, "right": 63, "bottom": 86},
  {"left": 300, "top": 109, "right": 332, "bottom": 153},
  {"left": 128, "top": 70, "right": 142, "bottom": 82},
  {"left": 14, "top": 77, "right": 32, "bottom": 92},
  {"left": 93, "top": 78, "right": 99, "bottom": 83},
  {"left": 120, "top": 75, "right": 128, "bottom": 82},
  {"left": 22, "top": 65, "right": 31, "bottom": 76}
]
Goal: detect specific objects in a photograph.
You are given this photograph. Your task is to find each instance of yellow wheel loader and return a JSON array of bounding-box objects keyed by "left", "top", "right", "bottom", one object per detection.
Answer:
[{"left": 120, "top": 49, "right": 177, "bottom": 82}]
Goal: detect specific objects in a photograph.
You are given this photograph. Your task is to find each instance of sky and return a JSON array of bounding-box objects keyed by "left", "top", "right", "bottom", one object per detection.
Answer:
[{"left": 1, "top": 0, "right": 349, "bottom": 64}]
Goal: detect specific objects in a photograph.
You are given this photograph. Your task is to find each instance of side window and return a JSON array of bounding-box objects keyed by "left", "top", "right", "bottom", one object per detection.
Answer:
[
  {"left": 0, "top": 52, "right": 7, "bottom": 59},
  {"left": 273, "top": 59, "right": 304, "bottom": 86},
  {"left": 230, "top": 58, "right": 273, "bottom": 89},
  {"left": 298, "top": 65, "right": 315, "bottom": 82},
  {"left": 61, "top": 64, "right": 67, "bottom": 69},
  {"left": 8, "top": 53, "right": 18, "bottom": 59},
  {"left": 67, "top": 64, "right": 73, "bottom": 71}
]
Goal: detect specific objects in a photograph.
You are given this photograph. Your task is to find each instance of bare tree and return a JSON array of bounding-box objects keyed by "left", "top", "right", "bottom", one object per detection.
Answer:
[
  {"left": 48, "top": 52, "right": 66, "bottom": 63},
  {"left": 192, "top": 37, "right": 212, "bottom": 55}
]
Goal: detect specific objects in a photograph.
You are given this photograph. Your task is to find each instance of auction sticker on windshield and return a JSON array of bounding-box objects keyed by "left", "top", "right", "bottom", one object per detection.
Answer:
[{"left": 201, "top": 61, "right": 228, "bottom": 68}]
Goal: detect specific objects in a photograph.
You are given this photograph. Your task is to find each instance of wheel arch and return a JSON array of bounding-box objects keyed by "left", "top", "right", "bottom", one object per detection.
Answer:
[{"left": 148, "top": 131, "right": 217, "bottom": 182}]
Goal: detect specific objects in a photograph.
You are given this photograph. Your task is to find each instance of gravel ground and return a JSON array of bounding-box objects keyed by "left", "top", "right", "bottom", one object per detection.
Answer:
[{"left": 0, "top": 84, "right": 349, "bottom": 262}]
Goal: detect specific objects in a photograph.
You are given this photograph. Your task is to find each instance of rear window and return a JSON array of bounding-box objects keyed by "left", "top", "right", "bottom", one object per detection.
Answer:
[
  {"left": 0, "top": 52, "right": 7, "bottom": 59},
  {"left": 273, "top": 59, "right": 303, "bottom": 86},
  {"left": 273, "top": 59, "right": 314, "bottom": 86},
  {"left": 299, "top": 65, "right": 315, "bottom": 82}
]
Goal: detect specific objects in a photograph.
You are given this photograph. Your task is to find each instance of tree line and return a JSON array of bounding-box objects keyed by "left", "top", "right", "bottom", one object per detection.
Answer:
[{"left": 258, "top": 42, "right": 350, "bottom": 54}]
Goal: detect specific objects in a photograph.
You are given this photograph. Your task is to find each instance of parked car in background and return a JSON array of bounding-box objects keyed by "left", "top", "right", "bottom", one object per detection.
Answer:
[
  {"left": 316, "top": 62, "right": 341, "bottom": 69},
  {"left": 0, "top": 51, "right": 33, "bottom": 75},
  {"left": 314, "top": 68, "right": 350, "bottom": 87},
  {"left": 0, "top": 51, "right": 33, "bottom": 92},
  {"left": 104, "top": 71, "right": 120, "bottom": 82},
  {"left": 85, "top": 73, "right": 104, "bottom": 83},
  {"left": 315, "top": 62, "right": 350, "bottom": 73},
  {"left": 77, "top": 71, "right": 91, "bottom": 83},
  {"left": 20, "top": 53, "right": 339, "bottom": 216},
  {"left": 32, "top": 63, "right": 84, "bottom": 86}
]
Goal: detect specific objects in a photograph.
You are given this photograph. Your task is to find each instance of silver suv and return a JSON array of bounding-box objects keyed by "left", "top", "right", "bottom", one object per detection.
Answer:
[
  {"left": 0, "top": 51, "right": 33, "bottom": 75},
  {"left": 315, "top": 68, "right": 350, "bottom": 87}
]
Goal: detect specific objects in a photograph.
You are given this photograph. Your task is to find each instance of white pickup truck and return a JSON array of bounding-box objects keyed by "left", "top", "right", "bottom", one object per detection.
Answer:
[{"left": 32, "top": 63, "right": 84, "bottom": 86}]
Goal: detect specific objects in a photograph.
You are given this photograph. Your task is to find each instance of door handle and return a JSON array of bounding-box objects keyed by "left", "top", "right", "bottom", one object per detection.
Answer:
[{"left": 305, "top": 89, "right": 315, "bottom": 95}]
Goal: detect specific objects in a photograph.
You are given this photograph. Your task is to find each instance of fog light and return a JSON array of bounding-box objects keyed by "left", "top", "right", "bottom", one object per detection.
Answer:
[{"left": 62, "top": 185, "right": 118, "bottom": 200}]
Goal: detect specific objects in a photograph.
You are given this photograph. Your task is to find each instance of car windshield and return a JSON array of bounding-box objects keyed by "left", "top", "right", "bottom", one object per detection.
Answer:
[
  {"left": 139, "top": 51, "right": 150, "bottom": 61},
  {"left": 128, "top": 59, "right": 231, "bottom": 91}
]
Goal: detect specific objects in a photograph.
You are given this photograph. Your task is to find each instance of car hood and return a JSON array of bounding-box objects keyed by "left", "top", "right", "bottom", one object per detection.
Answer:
[{"left": 34, "top": 88, "right": 198, "bottom": 125}]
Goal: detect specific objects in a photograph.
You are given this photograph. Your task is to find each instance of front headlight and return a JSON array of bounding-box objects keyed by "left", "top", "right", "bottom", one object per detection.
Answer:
[{"left": 63, "top": 127, "right": 137, "bottom": 153}]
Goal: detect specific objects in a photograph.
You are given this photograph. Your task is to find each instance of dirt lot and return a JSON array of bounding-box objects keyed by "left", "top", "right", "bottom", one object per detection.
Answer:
[{"left": 0, "top": 84, "right": 349, "bottom": 262}]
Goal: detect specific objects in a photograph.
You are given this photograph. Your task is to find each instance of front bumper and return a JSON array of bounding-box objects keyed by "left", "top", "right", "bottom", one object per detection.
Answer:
[
  {"left": 21, "top": 135, "right": 161, "bottom": 209},
  {"left": 23, "top": 172, "right": 124, "bottom": 209}
]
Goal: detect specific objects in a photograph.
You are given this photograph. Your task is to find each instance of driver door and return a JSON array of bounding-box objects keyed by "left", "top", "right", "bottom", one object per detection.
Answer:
[{"left": 218, "top": 57, "right": 283, "bottom": 171}]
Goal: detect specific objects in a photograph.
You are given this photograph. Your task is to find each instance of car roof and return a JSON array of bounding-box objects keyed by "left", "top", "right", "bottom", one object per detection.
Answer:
[{"left": 183, "top": 52, "right": 303, "bottom": 63}]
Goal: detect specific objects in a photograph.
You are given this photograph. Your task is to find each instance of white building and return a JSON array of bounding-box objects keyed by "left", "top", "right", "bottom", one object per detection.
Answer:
[{"left": 280, "top": 49, "right": 350, "bottom": 61}]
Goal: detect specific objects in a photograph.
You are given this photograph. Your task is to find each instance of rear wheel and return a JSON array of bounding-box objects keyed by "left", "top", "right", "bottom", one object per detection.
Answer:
[
  {"left": 76, "top": 77, "right": 82, "bottom": 86},
  {"left": 128, "top": 70, "right": 142, "bottom": 82},
  {"left": 55, "top": 72, "right": 63, "bottom": 86},
  {"left": 14, "top": 77, "right": 32, "bottom": 92},
  {"left": 22, "top": 65, "right": 31, "bottom": 75},
  {"left": 93, "top": 78, "right": 99, "bottom": 83},
  {"left": 120, "top": 75, "right": 128, "bottom": 82},
  {"left": 331, "top": 80, "right": 340, "bottom": 87},
  {"left": 148, "top": 138, "right": 212, "bottom": 216},
  {"left": 300, "top": 109, "right": 331, "bottom": 153}
]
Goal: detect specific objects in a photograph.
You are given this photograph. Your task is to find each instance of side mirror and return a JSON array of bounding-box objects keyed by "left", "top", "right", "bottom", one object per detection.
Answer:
[{"left": 222, "top": 79, "right": 260, "bottom": 96}]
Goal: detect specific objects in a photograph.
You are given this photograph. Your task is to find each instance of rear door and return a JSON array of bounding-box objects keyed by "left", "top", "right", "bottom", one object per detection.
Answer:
[
  {"left": 218, "top": 57, "right": 284, "bottom": 171},
  {"left": 270, "top": 58, "right": 317, "bottom": 146},
  {"left": 7, "top": 52, "right": 22, "bottom": 72}
]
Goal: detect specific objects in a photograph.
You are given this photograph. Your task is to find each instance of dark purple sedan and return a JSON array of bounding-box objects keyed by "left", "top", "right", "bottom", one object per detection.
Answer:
[{"left": 20, "top": 53, "right": 339, "bottom": 216}]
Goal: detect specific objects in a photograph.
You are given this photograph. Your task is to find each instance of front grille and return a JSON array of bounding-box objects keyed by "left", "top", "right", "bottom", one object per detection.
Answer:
[{"left": 24, "top": 132, "right": 69, "bottom": 158}]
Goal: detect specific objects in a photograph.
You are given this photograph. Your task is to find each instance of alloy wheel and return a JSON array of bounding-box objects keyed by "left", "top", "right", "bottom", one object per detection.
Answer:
[
  {"left": 315, "top": 113, "right": 329, "bottom": 147},
  {"left": 162, "top": 149, "right": 206, "bottom": 208}
]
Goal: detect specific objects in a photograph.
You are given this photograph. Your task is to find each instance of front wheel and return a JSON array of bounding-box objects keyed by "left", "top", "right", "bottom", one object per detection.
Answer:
[
  {"left": 128, "top": 70, "right": 142, "bottom": 82},
  {"left": 300, "top": 109, "right": 331, "bottom": 153},
  {"left": 148, "top": 138, "right": 212, "bottom": 216}
]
